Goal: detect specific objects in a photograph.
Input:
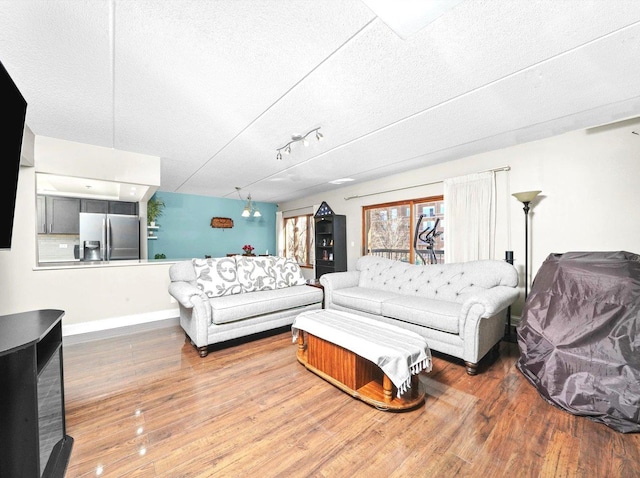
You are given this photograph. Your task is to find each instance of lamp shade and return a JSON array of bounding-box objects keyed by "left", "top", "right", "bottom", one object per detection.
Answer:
[{"left": 512, "top": 190, "right": 541, "bottom": 203}]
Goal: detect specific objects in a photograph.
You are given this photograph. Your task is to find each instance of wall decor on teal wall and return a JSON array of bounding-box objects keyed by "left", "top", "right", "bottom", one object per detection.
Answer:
[{"left": 146, "top": 192, "right": 277, "bottom": 260}]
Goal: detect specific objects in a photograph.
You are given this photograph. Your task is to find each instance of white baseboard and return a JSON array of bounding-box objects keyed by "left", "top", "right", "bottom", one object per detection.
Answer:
[{"left": 62, "top": 308, "right": 179, "bottom": 338}]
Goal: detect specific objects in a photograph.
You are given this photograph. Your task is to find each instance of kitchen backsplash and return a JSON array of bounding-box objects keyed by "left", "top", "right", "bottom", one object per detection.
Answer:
[{"left": 38, "top": 235, "right": 80, "bottom": 262}]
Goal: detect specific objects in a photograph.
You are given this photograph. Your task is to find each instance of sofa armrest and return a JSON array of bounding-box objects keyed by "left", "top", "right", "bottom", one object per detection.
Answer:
[
  {"left": 460, "top": 286, "right": 520, "bottom": 320},
  {"left": 320, "top": 271, "right": 360, "bottom": 308},
  {"left": 169, "top": 281, "right": 206, "bottom": 308},
  {"left": 169, "top": 281, "right": 212, "bottom": 348}
]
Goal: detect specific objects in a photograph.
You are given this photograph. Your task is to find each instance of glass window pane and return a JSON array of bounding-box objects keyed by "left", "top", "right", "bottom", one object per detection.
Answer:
[
  {"left": 364, "top": 197, "right": 444, "bottom": 265},
  {"left": 284, "top": 214, "right": 313, "bottom": 266}
]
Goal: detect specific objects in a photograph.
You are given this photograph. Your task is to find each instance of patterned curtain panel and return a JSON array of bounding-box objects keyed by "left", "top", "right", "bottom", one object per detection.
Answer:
[{"left": 443, "top": 172, "right": 495, "bottom": 263}]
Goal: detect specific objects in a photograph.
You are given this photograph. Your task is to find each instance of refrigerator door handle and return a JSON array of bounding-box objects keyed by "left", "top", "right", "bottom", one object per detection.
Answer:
[{"left": 105, "top": 217, "right": 111, "bottom": 261}]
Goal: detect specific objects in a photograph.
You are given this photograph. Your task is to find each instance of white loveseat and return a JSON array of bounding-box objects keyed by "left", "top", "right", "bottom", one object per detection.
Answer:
[
  {"left": 169, "top": 255, "right": 323, "bottom": 357},
  {"left": 320, "top": 256, "right": 519, "bottom": 374}
]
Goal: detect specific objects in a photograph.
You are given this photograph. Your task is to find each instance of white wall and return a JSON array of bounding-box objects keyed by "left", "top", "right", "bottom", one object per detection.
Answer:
[
  {"left": 279, "top": 126, "right": 640, "bottom": 316},
  {"left": 0, "top": 140, "right": 178, "bottom": 334}
]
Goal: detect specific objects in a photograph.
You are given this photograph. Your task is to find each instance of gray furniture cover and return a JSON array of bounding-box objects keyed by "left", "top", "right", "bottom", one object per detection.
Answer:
[{"left": 516, "top": 251, "right": 640, "bottom": 433}]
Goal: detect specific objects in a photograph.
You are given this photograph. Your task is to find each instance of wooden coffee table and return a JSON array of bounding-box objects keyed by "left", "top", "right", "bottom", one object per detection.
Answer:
[{"left": 293, "top": 310, "right": 429, "bottom": 411}]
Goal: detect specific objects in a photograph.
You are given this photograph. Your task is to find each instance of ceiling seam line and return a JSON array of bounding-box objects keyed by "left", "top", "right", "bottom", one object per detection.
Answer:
[
  {"left": 174, "top": 16, "right": 378, "bottom": 195},
  {"left": 245, "top": 20, "right": 640, "bottom": 190}
]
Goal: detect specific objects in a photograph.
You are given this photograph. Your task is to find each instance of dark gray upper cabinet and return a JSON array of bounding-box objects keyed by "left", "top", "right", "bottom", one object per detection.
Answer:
[
  {"left": 108, "top": 201, "right": 137, "bottom": 215},
  {"left": 80, "top": 199, "right": 108, "bottom": 214},
  {"left": 45, "top": 196, "right": 80, "bottom": 234},
  {"left": 36, "top": 195, "right": 46, "bottom": 233},
  {"left": 38, "top": 196, "right": 139, "bottom": 235},
  {"left": 80, "top": 199, "right": 138, "bottom": 215}
]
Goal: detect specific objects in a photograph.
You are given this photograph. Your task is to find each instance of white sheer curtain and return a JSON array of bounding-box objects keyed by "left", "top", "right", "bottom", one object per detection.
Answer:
[
  {"left": 276, "top": 211, "right": 284, "bottom": 257},
  {"left": 444, "top": 172, "right": 495, "bottom": 263}
]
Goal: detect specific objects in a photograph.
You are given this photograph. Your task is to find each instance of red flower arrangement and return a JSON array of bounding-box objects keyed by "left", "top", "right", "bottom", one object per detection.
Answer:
[{"left": 242, "top": 244, "right": 254, "bottom": 254}]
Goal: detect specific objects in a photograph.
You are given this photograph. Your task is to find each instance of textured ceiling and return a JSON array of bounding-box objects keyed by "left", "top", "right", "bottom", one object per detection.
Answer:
[{"left": 1, "top": 1, "right": 640, "bottom": 204}]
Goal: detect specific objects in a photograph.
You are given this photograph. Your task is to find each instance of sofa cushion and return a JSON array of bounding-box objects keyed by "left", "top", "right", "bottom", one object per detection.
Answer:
[
  {"left": 272, "top": 256, "right": 307, "bottom": 288},
  {"left": 381, "top": 296, "right": 461, "bottom": 334},
  {"left": 210, "top": 285, "right": 323, "bottom": 325},
  {"left": 193, "top": 257, "right": 242, "bottom": 298},
  {"left": 235, "top": 256, "right": 306, "bottom": 292},
  {"left": 236, "top": 256, "right": 278, "bottom": 292},
  {"left": 331, "top": 287, "right": 400, "bottom": 316}
]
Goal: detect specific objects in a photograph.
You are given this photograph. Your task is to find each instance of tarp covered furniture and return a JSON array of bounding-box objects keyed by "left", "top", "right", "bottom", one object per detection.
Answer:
[{"left": 516, "top": 251, "right": 640, "bottom": 433}]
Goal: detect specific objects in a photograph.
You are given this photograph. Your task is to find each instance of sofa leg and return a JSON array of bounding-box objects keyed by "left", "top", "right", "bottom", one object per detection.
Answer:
[
  {"left": 465, "top": 362, "right": 478, "bottom": 375},
  {"left": 197, "top": 345, "right": 209, "bottom": 358}
]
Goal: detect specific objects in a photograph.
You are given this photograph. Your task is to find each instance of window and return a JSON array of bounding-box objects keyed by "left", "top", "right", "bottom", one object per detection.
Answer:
[
  {"left": 363, "top": 196, "right": 444, "bottom": 264},
  {"left": 284, "top": 214, "right": 314, "bottom": 267}
]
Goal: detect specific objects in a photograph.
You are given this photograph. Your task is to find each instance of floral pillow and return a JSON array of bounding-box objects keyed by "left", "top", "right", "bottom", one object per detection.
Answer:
[
  {"left": 272, "top": 256, "right": 307, "bottom": 288},
  {"left": 236, "top": 256, "right": 277, "bottom": 292},
  {"left": 192, "top": 257, "right": 242, "bottom": 297}
]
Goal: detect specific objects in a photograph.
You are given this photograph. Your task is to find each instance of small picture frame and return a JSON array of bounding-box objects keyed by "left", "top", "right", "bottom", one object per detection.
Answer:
[
  {"left": 329, "top": 253, "right": 334, "bottom": 261},
  {"left": 322, "top": 250, "right": 329, "bottom": 260}
]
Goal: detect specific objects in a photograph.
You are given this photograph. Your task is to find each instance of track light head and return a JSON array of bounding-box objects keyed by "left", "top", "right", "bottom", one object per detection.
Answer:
[
  {"left": 276, "top": 151, "right": 282, "bottom": 160},
  {"left": 316, "top": 130, "right": 323, "bottom": 141}
]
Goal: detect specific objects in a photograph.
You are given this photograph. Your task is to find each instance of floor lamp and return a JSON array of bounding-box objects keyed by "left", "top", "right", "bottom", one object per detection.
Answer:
[{"left": 512, "top": 190, "right": 542, "bottom": 300}]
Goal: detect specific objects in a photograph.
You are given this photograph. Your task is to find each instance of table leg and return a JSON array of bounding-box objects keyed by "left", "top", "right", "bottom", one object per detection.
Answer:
[{"left": 383, "top": 374, "right": 393, "bottom": 403}]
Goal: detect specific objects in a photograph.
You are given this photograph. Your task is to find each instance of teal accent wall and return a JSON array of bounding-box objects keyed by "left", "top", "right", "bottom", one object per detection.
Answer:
[{"left": 146, "top": 192, "right": 277, "bottom": 260}]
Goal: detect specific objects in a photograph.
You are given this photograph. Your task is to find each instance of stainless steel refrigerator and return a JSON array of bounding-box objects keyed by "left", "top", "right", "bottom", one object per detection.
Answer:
[{"left": 79, "top": 213, "right": 140, "bottom": 261}]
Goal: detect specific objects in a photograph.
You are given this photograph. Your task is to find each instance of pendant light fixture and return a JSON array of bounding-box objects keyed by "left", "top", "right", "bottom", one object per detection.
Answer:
[{"left": 235, "top": 187, "right": 261, "bottom": 218}]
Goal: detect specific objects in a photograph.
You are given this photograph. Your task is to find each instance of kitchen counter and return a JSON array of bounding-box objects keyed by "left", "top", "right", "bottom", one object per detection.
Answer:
[{"left": 34, "top": 258, "right": 182, "bottom": 270}]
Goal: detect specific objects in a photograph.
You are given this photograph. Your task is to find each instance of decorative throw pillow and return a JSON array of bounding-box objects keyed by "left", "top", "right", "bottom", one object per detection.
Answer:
[
  {"left": 272, "top": 256, "right": 307, "bottom": 288},
  {"left": 192, "top": 257, "right": 241, "bottom": 297},
  {"left": 236, "top": 256, "right": 278, "bottom": 292}
]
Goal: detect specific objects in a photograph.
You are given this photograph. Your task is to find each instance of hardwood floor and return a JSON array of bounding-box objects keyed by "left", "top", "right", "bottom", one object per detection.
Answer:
[{"left": 62, "top": 325, "right": 640, "bottom": 477}]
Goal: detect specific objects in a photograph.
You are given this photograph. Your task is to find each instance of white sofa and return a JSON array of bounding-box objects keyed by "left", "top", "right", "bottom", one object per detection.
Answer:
[
  {"left": 169, "top": 255, "right": 323, "bottom": 357},
  {"left": 320, "top": 256, "right": 519, "bottom": 374}
]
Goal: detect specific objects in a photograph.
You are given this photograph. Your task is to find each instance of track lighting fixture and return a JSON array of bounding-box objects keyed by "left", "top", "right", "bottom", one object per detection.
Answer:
[
  {"left": 235, "top": 187, "right": 261, "bottom": 218},
  {"left": 276, "top": 127, "right": 323, "bottom": 160}
]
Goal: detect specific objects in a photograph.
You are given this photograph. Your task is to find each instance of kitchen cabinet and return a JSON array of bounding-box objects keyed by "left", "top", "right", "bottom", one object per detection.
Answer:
[
  {"left": 80, "top": 199, "right": 108, "bottom": 214},
  {"left": 80, "top": 199, "right": 138, "bottom": 215},
  {"left": 37, "top": 196, "right": 80, "bottom": 234},
  {"left": 314, "top": 201, "right": 347, "bottom": 279},
  {"left": 36, "top": 196, "right": 46, "bottom": 234},
  {"left": 38, "top": 195, "right": 138, "bottom": 235},
  {"left": 108, "top": 200, "right": 138, "bottom": 215}
]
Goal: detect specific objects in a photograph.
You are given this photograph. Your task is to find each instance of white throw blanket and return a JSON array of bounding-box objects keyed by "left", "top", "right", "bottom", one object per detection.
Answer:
[{"left": 292, "top": 309, "right": 432, "bottom": 398}]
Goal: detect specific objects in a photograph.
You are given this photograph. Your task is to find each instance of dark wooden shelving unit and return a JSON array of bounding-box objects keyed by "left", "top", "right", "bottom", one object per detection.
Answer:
[{"left": 314, "top": 201, "right": 347, "bottom": 279}]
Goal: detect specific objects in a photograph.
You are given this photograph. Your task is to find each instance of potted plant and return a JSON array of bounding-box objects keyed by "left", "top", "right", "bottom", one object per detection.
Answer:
[
  {"left": 154, "top": 253, "right": 166, "bottom": 260},
  {"left": 242, "top": 244, "right": 255, "bottom": 256},
  {"left": 147, "top": 196, "right": 165, "bottom": 226}
]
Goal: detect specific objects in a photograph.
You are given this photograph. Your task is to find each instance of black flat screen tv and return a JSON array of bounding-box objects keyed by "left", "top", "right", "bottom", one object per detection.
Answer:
[{"left": 0, "top": 59, "right": 27, "bottom": 250}]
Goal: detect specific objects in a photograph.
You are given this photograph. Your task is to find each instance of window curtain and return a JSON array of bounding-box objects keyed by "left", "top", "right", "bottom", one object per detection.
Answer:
[
  {"left": 443, "top": 172, "right": 495, "bottom": 263},
  {"left": 276, "top": 211, "right": 284, "bottom": 257}
]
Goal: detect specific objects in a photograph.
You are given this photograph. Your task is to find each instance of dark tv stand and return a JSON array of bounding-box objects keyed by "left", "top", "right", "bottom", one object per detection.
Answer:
[{"left": 0, "top": 309, "right": 73, "bottom": 478}]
